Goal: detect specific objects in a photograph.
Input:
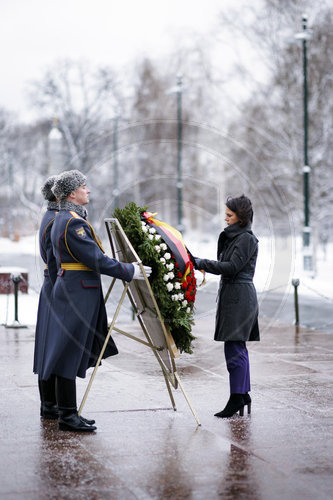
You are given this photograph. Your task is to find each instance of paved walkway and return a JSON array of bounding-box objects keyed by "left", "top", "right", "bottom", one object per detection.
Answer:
[{"left": 0, "top": 314, "right": 332, "bottom": 499}]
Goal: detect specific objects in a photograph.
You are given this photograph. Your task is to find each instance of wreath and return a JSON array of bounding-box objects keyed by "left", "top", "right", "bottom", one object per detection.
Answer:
[{"left": 113, "top": 202, "right": 196, "bottom": 354}]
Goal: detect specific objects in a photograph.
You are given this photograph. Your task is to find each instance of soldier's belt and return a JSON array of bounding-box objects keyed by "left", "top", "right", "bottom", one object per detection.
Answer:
[{"left": 60, "top": 263, "right": 92, "bottom": 271}]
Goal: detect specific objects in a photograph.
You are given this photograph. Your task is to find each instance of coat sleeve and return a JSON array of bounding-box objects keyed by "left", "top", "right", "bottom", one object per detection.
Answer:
[
  {"left": 67, "top": 218, "right": 134, "bottom": 282},
  {"left": 196, "top": 233, "right": 257, "bottom": 277},
  {"left": 45, "top": 224, "right": 58, "bottom": 285}
]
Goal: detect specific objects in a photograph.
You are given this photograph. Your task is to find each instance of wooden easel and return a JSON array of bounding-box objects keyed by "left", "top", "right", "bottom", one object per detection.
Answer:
[{"left": 78, "top": 218, "right": 200, "bottom": 426}]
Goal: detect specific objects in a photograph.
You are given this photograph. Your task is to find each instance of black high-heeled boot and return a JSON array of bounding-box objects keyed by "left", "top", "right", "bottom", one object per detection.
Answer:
[
  {"left": 214, "top": 394, "right": 245, "bottom": 418},
  {"left": 56, "top": 376, "right": 97, "bottom": 432},
  {"left": 243, "top": 393, "right": 252, "bottom": 414}
]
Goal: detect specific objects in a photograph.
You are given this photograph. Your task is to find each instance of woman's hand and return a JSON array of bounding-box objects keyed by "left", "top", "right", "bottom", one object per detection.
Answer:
[{"left": 194, "top": 258, "right": 201, "bottom": 270}]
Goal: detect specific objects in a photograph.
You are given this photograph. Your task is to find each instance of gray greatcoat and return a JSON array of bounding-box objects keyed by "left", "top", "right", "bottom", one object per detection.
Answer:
[
  {"left": 196, "top": 222, "right": 260, "bottom": 342},
  {"left": 33, "top": 207, "right": 58, "bottom": 374},
  {"left": 39, "top": 208, "right": 134, "bottom": 381}
]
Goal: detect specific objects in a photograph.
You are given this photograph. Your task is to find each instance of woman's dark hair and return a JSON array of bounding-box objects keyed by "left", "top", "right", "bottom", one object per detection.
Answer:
[{"left": 226, "top": 195, "right": 253, "bottom": 227}]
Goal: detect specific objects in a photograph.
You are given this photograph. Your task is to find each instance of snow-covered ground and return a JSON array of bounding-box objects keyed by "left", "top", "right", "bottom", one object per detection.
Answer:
[{"left": 0, "top": 230, "right": 332, "bottom": 326}]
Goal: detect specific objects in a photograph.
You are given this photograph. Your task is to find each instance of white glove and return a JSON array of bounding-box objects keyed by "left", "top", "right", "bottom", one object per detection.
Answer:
[{"left": 132, "top": 262, "right": 152, "bottom": 280}]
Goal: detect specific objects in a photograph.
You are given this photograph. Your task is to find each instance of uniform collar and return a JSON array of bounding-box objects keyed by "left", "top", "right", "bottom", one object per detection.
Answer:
[
  {"left": 47, "top": 201, "right": 59, "bottom": 210},
  {"left": 59, "top": 200, "right": 88, "bottom": 219}
]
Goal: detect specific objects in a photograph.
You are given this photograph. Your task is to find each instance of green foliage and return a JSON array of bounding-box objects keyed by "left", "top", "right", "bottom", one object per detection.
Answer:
[{"left": 113, "top": 202, "right": 195, "bottom": 354}]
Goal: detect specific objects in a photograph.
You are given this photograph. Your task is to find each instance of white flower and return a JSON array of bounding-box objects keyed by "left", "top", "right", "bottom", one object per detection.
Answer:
[
  {"left": 160, "top": 243, "right": 167, "bottom": 250},
  {"left": 186, "top": 307, "right": 191, "bottom": 313},
  {"left": 174, "top": 282, "right": 181, "bottom": 290},
  {"left": 141, "top": 221, "right": 147, "bottom": 226},
  {"left": 178, "top": 293, "right": 184, "bottom": 301},
  {"left": 155, "top": 245, "right": 161, "bottom": 253},
  {"left": 182, "top": 300, "right": 187, "bottom": 307},
  {"left": 171, "top": 294, "right": 178, "bottom": 301},
  {"left": 166, "top": 263, "right": 174, "bottom": 271},
  {"left": 149, "top": 227, "right": 156, "bottom": 234},
  {"left": 168, "top": 272, "right": 175, "bottom": 280},
  {"left": 154, "top": 235, "right": 161, "bottom": 241},
  {"left": 148, "top": 234, "right": 154, "bottom": 240},
  {"left": 164, "top": 252, "right": 171, "bottom": 260},
  {"left": 163, "top": 274, "right": 170, "bottom": 282},
  {"left": 142, "top": 226, "right": 148, "bottom": 233},
  {"left": 166, "top": 283, "right": 173, "bottom": 292},
  {"left": 160, "top": 257, "right": 166, "bottom": 264}
]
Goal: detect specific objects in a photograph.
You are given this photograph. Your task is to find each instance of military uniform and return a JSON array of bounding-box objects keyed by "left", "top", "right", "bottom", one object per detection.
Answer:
[
  {"left": 33, "top": 206, "right": 58, "bottom": 376},
  {"left": 33, "top": 175, "right": 60, "bottom": 418},
  {"left": 39, "top": 207, "right": 134, "bottom": 381}
]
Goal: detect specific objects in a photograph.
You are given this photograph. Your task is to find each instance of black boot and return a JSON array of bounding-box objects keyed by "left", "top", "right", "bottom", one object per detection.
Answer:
[
  {"left": 55, "top": 376, "right": 95, "bottom": 424},
  {"left": 243, "top": 393, "right": 252, "bottom": 414},
  {"left": 214, "top": 394, "right": 245, "bottom": 418},
  {"left": 58, "top": 409, "right": 97, "bottom": 432},
  {"left": 80, "top": 416, "right": 96, "bottom": 425},
  {"left": 39, "top": 376, "right": 58, "bottom": 419},
  {"left": 41, "top": 402, "right": 58, "bottom": 420},
  {"left": 56, "top": 376, "right": 96, "bottom": 432}
]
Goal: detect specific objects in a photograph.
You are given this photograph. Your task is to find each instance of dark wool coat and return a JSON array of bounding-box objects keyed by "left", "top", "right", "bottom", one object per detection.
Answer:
[
  {"left": 39, "top": 209, "right": 134, "bottom": 381},
  {"left": 196, "top": 222, "right": 260, "bottom": 342},
  {"left": 33, "top": 208, "right": 58, "bottom": 374}
]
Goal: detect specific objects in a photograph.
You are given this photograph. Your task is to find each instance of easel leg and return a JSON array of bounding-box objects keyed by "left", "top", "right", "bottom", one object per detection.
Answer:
[
  {"left": 174, "top": 372, "right": 201, "bottom": 426},
  {"left": 162, "top": 371, "right": 177, "bottom": 411},
  {"left": 78, "top": 282, "right": 130, "bottom": 416},
  {"left": 104, "top": 277, "right": 116, "bottom": 303}
]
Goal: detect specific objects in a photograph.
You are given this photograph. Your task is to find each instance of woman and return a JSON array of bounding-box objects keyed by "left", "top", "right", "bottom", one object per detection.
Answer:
[{"left": 195, "top": 195, "right": 259, "bottom": 418}]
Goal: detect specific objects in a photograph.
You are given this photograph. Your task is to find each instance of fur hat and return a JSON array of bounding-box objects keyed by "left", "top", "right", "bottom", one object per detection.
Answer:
[
  {"left": 52, "top": 169, "right": 87, "bottom": 200},
  {"left": 41, "top": 175, "right": 58, "bottom": 202}
]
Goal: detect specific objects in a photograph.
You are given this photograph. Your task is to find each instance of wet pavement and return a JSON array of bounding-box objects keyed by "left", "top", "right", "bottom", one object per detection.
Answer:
[{"left": 1, "top": 313, "right": 333, "bottom": 499}]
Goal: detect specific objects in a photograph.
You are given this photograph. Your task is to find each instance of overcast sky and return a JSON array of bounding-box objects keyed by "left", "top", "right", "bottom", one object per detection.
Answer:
[{"left": 1, "top": 0, "right": 233, "bottom": 121}]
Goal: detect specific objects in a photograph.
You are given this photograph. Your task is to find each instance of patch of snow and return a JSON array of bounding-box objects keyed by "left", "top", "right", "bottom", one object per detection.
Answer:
[
  {"left": 0, "top": 234, "right": 38, "bottom": 255},
  {"left": 0, "top": 266, "right": 29, "bottom": 273},
  {"left": 0, "top": 291, "right": 39, "bottom": 327}
]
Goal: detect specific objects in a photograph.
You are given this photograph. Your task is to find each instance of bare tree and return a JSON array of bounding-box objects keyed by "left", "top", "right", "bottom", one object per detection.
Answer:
[
  {"left": 216, "top": 0, "right": 333, "bottom": 253},
  {"left": 28, "top": 59, "right": 123, "bottom": 173}
]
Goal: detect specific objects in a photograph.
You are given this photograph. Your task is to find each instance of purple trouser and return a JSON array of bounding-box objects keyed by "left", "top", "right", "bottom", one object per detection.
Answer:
[{"left": 224, "top": 341, "right": 250, "bottom": 394}]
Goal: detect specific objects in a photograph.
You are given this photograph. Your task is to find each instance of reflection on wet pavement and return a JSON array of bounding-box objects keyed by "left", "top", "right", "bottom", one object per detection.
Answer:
[{"left": 1, "top": 315, "right": 333, "bottom": 499}]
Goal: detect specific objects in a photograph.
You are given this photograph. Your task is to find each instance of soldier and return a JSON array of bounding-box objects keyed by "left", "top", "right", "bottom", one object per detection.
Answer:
[
  {"left": 39, "top": 170, "right": 150, "bottom": 432},
  {"left": 33, "top": 176, "right": 59, "bottom": 419},
  {"left": 33, "top": 176, "right": 95, "bottom": 427}
]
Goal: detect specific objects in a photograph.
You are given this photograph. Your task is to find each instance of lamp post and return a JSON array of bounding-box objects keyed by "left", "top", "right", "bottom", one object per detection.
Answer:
[
  {"left": 176, "top": 75, "right": 183, "bottom": 234},
  {"left": 112, "top": 115, "right": 119, "bottom": 210},
  {"left": 6, "top": 153, "right": 14, "bottom": 241},
  {"left": 295, "top": 15, "right": 313, "bottom": 271},
  {"left": 48, "top": 117, "right": 63, "bottom": 174},
  {"left": 166, "top": 75, "right": 185, "bottom": 233}
]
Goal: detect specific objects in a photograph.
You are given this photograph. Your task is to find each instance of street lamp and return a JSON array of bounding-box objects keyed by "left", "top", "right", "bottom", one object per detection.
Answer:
[
  {"left": 112, "top": 115, "right": 120, "bottom": 210},
  {"left": 166, "top": 75, "right": 186, "bottom": 233},
  {"left": 295, "top": 15, "right": 313, "bottom": 272},
  {"left": 48, "top": 117, "right": 63, "bottom": 174},
  {"left": 5, "top": 152, "right": 14, "bottom": 241}
]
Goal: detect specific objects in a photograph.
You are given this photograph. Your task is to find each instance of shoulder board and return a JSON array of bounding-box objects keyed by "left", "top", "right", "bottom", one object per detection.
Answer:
[{"left": 69, "top": 211, "right": 84, "bottom": 220}]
